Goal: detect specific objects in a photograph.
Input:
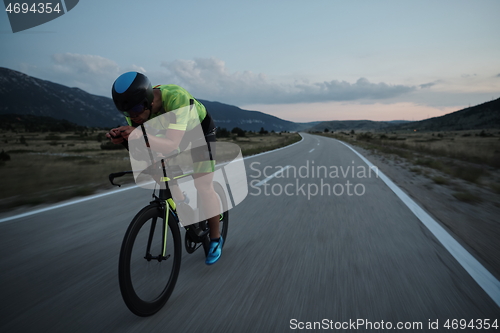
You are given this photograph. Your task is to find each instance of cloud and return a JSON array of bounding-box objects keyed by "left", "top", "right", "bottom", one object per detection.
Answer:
[
  {"left": 160, "top": 58, "right": 416, "bottom": 105},
  {"left": 19, "top": 53, "right": 147, "bottom": 97},
  {"left": 51, "top": 53, "right": 120, "bottom": 75},
  {"left": 419, "top": 82, "right": 436, "bottom": 89}
]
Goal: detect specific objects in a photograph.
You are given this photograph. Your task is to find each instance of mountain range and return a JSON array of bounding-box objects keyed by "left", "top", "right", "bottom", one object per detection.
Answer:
[
  {"left": 1, "top": 67, "right": 499, "bottom": 132},
  {"left": 307, "top": 99, "right": 500, "bottom": 132},
  {"left": 0, "top": 67, "right": 317, "bottom": 132},
  {"left": 308, "top": 120, "right": 411, "bottom": 132},
  {"left": 385, "top": 98, "right": 500, "bottom": 131}
]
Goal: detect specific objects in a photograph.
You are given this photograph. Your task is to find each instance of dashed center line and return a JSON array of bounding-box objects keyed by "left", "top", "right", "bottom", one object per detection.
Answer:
[
  {"left": 255, "top": 165, "right": 291, "bottom": 187},
  {"left": 309, "top": 148, "right": 315, "bottom": 153}
]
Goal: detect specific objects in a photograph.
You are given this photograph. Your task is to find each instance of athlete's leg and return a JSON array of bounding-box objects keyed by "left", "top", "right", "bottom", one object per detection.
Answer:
[{"left": 193, "top": 171, "right": 221, "bottom": 239}]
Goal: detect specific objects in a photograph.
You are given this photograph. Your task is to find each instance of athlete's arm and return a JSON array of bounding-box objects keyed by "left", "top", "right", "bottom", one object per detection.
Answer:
[
  {"left": 126, "top": 126, "right": 185, "bottom": 156},
  {"left": 144, "top": 128, "right": 185, "bottom": 156}
]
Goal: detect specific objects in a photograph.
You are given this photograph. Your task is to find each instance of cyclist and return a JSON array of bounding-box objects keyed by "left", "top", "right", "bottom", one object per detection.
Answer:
[{"left": 106, "top": 71, "right": 223, "bottom": 265}]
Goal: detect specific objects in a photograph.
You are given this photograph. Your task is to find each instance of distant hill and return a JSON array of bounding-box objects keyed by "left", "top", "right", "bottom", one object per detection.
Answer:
[
  {"left": 200, "top": 100, "right": 319, "bottom": 132},
  {"left": 308, "top": 98, "right": 500, "bottom": 132},
  {"left": 0, "top": 114, "right": 86, "bottom": 132},
  {"left": 0, "top": 67, "right": 123, "bottom": 128},
  {"left": 387, "top": 98, "right": 500, "bottom": 131},
  {"left": 0, "top": 67, "right": 316, "bottom": 132},
  {"left": 307, "top": 120, "right": 412, "bottom": 132}
]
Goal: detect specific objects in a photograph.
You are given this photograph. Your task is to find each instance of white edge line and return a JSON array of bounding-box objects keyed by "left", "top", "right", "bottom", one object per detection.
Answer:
[
  {"left": 0, "top": 133, "right": 306, "bottom": 223},
  {"left": 0, "top": 185, "right": 139, "bottom": 224},
  {"left": 336, "top": 139, "right": 500, "bottom": 308},
  {"left": 242, "top": 133, "right": 305, "bottom": 160}
]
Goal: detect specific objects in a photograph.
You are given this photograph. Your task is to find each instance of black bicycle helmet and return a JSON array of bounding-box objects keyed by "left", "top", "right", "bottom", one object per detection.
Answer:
[{"left": 112, "top": 72, "right": 154, "bottom": 112}]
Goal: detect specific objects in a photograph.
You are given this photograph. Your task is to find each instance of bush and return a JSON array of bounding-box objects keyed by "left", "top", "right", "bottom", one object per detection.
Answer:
[
  {"left": 96, "top": 133, "right": 105, "bottom": 142},
  {"left": 0, "top": 150, "right": 10, "bottom": 161},
  {"left": 356, "top": 132, "right": 373, "bottom": 141},
  {"left": 100, "top": 142, "right": 126, "bottom": 150},
  {"left": 231, "top": 127, "right": 246, "bottom": 137},
  {"left": 45, "top": 134, "right": 62, "bottom": 141},
  {"left": 451, "top": 165, "right": 485, "bottom": 183},
  {"left": 432, "top": 176, "right": 449, "bottom": 185},
  {"left": 216, "top": 128, "right": 230, "bottom": 138},
  {"left": 453, "top": 191, "right": 482, "bottom": 204}
]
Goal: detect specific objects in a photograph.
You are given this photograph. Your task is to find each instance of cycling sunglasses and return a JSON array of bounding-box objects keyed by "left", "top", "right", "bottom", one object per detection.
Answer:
[{"left": 123, "top": 102, "right": 148, "bottom": 118}]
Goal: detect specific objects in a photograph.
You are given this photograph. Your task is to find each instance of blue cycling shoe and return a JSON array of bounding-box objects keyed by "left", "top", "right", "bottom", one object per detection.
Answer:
[{"left": 205, "top": 236, "right": 224, "bottom": 265}]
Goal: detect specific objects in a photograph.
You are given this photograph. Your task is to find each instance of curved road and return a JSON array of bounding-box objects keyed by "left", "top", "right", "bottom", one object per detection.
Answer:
[{"left": 1, "top": 133, "right": 498, "bottom": 332}]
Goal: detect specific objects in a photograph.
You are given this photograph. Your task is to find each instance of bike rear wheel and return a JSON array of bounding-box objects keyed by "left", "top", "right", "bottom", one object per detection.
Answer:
[{"left": 118, "top": 204, "right": 182, "bottom": 316}]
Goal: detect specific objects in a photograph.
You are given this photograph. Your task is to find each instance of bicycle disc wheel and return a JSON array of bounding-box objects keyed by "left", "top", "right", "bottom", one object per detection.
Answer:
[{"left": 118, "top": 204, "right": 182, "bottom": 316}]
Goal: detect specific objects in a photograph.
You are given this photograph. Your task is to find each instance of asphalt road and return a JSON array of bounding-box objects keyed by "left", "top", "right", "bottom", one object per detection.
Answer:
[{"left": 1, "top": 133, "right": 499, "bottom": 332}]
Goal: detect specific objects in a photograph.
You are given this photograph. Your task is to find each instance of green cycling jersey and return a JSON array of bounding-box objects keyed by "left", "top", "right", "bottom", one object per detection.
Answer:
[{"left": 125, "top": 84, "right": 207, "bottom": 132}]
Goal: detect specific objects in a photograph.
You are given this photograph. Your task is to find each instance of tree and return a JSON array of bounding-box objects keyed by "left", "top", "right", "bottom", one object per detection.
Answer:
[
  {"left": 231, "top": 127, "right": 246, "bottom": 137},
  {"left": 216, "top": 128, "right": 230, "bottom": 138}
]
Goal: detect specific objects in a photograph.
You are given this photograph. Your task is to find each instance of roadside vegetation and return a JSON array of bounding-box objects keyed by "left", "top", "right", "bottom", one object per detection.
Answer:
[
  {"left": 0, "top": 126, "right": 300, "bottom": 212},
  {"left": 316, "top": 129, "right": 500, "bottom": 204}
]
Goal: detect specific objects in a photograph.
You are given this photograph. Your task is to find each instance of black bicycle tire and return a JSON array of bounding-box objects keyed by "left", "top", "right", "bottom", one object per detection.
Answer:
[
  {"left": 118, "top": 204, "right": 182, "bottom": 317},
  {"left": 202, "top": 181, "right": 229, "bottom": 256}
]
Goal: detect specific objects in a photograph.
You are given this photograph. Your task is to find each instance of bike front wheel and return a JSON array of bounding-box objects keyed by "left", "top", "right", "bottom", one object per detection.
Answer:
[{"left": 118, "top": 204, "right": 182, "bottom": 316}]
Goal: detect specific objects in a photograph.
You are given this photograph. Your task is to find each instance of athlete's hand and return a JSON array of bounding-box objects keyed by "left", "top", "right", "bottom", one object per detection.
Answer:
[
  {"left": 117, "top": 126, "right": 135, "bottom": 140},
  {"left": 106, "top": 127, "right": 125, "bottom": 144}
]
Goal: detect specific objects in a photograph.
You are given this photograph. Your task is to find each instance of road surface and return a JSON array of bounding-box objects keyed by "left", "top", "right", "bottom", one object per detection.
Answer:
[{"left": 1, "top": 133, "right": 498, "bottom": 332}]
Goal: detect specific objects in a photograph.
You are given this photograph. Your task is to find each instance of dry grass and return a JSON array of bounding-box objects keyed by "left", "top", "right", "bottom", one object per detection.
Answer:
[
  {"left": 452, "top": 191, "right": 483, "bottom": 204},
  {"left": 220, "top": 132, "right": 301, "bottom": 156},
  {"left": 321, "top": 130, "right": 500, "bottom": 168},
  {"left": 0, "top": 130, "right": 300, "bottom": 211},
  {"left": 316, "top": 130, "right": 500, "bottom": 203},
  {"left": 0, "top": 130, "right": 130, "bottom": 211}
]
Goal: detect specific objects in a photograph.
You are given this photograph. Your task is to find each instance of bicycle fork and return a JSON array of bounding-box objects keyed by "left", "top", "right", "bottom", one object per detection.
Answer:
[{"left": 144, "top": 200, "right": 176, "bottom": 262}]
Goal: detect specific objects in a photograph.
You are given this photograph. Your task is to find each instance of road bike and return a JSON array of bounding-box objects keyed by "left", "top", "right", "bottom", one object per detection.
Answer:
[{"left": 109, "top": 163, "right": 229, "bottom": 317}]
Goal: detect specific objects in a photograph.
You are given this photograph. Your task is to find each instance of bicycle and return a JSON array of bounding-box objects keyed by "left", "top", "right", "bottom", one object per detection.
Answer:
[{"left": 109, "top": 162, "right": 229, "bottom": 317}]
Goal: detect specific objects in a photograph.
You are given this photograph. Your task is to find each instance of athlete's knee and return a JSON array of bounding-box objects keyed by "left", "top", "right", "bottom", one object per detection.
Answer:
[{"left": 194, "top": 173, "right": 213, "bottom": 190}]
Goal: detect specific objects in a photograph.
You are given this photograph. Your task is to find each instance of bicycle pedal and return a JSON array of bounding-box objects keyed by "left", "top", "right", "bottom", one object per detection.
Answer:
[{"left": 198, "top": 229, "right": 210, "bottom": 237}]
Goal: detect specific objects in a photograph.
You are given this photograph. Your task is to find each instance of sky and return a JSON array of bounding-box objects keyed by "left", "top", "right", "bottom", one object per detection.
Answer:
[{"left": 1, "top": 0, "right": 499, "bottom": 123}]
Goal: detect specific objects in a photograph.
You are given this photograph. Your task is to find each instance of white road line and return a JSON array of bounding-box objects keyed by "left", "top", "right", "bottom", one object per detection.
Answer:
[
  {"left": 0, "top": 185, "right": 139, "bottom": 223},
  {"left": 337, "top": 140, "right": 500, "bottom": 308},
  {"left": 309, "top": 148, "right": 315, "bottom": 153},
  {"left": 255, "top": 166, "right": 291, "bottom": 187},
  {"left": 243, "top": 135, "right": 304, "bottom": 160},
  {"left": 0, "top": 134, "right": 306, "bottom": 223}
]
